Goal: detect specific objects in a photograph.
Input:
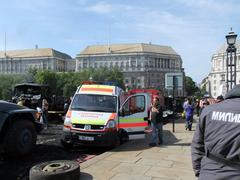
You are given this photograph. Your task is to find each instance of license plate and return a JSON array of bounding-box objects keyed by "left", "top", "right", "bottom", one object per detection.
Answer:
[{"left": 78, "top": 136, "right": 94, "bottom": 141}]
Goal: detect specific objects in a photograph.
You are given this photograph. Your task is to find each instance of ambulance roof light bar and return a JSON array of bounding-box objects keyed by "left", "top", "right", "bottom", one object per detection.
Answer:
[{"left": 81, "top": 81, "right": 122, "bottom": 88}]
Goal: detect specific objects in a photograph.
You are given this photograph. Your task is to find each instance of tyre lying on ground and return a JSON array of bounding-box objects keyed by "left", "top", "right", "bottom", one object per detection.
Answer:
[
  {"left": 29, "top": 160, "right": 80, "bottom": 180},
  {"left": 0, "top": 100, "right": 43, "bottom": 156}
]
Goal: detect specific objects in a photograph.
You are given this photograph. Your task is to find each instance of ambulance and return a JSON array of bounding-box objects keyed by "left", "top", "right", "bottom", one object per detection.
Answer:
[{"left": 61, "top": 82, "right": 150, "bottom": 148}]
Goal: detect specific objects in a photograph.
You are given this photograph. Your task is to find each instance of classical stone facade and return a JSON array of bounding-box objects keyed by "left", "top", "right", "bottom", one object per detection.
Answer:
[
  {"left": 206, "top": 42, "right": 240, "bottom": 98},
  {"left": 76, "top": 43, "right": 185, "bottom": 97},
  {"left": 0, "top": 48, "right": 73, "bottom": 74}
]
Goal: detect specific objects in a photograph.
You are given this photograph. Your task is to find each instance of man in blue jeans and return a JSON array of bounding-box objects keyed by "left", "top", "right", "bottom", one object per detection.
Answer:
[{"left": 149, "top": 97, "right": 163, "bottom": 146}]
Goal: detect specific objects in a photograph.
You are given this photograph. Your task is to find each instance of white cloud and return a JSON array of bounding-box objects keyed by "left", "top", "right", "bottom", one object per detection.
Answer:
[{"left": 86, "top": 1, "right": 115, "bottom": 14}]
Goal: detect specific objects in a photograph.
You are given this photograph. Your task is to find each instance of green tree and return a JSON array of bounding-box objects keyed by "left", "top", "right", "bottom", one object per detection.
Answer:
[
  {"left": 24, "top": 68, "right": 38, "bottom": 82},
  {"left": 91, "top": 67, "right": 125, "bottom": 89},
  {"left": 35, "top": 70, "right": 58, "bottom": 95},
  {"left": 0, "top": 75, "right": 24, "bottom": 100},
  {"left": 185, "top": 76, "right": 198, "bottom": 96},
  {"left": 26, "top": 68, "right": 124, "bottom": 98}
]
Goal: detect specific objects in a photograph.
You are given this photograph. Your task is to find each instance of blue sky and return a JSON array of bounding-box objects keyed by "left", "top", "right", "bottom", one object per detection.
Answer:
[{"left": 0, "top": 0, "right": 240, "bottom": 83}]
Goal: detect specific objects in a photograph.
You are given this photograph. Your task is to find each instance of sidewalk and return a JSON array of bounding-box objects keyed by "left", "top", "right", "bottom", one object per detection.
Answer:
[{"left": 80, "top": 117, "right": 197, "bottom": 180}]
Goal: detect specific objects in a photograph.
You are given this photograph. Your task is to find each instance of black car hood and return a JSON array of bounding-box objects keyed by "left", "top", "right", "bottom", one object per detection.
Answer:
[{"left": 0, "top": 100, "right": 27, "bottom": 113}]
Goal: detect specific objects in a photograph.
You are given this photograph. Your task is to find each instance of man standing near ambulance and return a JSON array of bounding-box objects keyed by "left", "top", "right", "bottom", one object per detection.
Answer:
[
  {"left": 149, "top": 97, "right": 163, "bottom": 146},
  {"left": 191, "top": 85, "right": 240, "bottom": 179}
]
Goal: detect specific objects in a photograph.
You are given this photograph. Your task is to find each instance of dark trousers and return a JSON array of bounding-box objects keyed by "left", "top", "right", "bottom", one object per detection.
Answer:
[
  {"left": 42, "top": 110, "right": 48, "bottom": 127},
  {"left": 185, "top": 115, "right": 192, "bottom": 130}
]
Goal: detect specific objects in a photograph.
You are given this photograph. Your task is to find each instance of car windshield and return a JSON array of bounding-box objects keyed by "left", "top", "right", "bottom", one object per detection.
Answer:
[{"left": 70, "top": 94, "right": 117, "bottom": 113}]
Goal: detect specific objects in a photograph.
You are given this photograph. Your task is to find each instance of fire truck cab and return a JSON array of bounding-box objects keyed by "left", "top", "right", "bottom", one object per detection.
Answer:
[{"left": 61, "top": 82, "right": 150, "bottom": 148}]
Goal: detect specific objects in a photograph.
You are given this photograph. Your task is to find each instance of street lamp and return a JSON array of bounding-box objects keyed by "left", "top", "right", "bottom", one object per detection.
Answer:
[{"left": 225, "top": 29, "right": 238, "bottom": 92}]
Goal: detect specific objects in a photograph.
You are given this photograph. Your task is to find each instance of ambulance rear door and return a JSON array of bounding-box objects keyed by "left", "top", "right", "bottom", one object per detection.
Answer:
[{"left": 118, "top": 93, "right": 150, "bottom": 138}]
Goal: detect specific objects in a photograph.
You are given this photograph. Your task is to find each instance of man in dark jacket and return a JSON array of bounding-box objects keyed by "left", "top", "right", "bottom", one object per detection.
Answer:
[{"left": 191, "top": 85, "right": 240, "bottom": 179}]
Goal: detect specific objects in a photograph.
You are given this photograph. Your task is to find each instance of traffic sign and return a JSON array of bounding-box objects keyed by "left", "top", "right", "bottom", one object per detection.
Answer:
[{"left": 165, "top": 73, "right": 183, "bottom": 90}]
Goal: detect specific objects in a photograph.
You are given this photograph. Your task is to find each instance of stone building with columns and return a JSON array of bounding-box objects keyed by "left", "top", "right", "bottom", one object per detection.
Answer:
[
  {"left": 0, "top": 48, "right": 74, "bottom": 74},
  {"left": 76, "top": 43, "right": 185, "bottom": 97},
  {"left": 206, "top": 42, "right": 240, "bottom": 98}
]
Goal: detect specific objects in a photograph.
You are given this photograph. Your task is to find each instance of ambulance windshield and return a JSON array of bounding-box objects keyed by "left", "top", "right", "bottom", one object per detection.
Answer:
[{"left": 71, "top": 94, "right": 117, "bottom": 113}]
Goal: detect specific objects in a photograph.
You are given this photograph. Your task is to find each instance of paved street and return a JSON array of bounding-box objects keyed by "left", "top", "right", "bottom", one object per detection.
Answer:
[{"left": 80, "top": 117, "right": 197, "bottom": 180}]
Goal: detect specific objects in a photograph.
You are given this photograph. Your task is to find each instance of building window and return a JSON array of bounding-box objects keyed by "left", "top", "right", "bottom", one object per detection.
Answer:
[
  {"left": 166, "top": 59, "right": 170, "bottom": 68},
  {"left": 164, "top": 59, "right": 167, "bottom": 68},
  {"left": 137, "top": 79, "right": 141, "bottom": 84},
  {"left": 120, "top": 62, "right": 124, "bottom": 68},
  {"left": 126, "top": 62, "right": 129, "bottom": 70},
  {"left": 214, "top": 86, "right": 216, "bottom": 90},
  {"left": 137, "top": 62, "right": 141, "bottom": 70},
  {"left": 157, "top": 58, "right": 161, "bottom": 68},
  {"left": 43, "top": 63, "right": 47, "bottom": 70},
  {"left": 214, "top": 80, "right": 216, "bottom": 84},
  {"left": 125, "top": 79, "right": 129, "bottom": 83},
  {"left": 115, "top": 62, "right": 119, "bottom": 68},
  {"left": 144, "top": 61, "right": 148, "bottom": 68},
  {"left": 83, "top": 60, "right": 88, "bottom": 68},
  {"left": 131, "top": 59, "right": 136, "bottom": 68},
  {"left": 154, "top": 58, "right": 157, "bottom": 68},
  {"left": 149, "top": 60, "right": 154, "bottom": 68}
]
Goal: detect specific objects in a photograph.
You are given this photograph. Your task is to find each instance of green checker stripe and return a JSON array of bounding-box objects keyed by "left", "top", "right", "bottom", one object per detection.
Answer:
[
  {"left": 120, "top": 118, "right": 144, "bottom": 123},
  {"left": 72, "top": 118, "right": 106, "bottom": 125}
]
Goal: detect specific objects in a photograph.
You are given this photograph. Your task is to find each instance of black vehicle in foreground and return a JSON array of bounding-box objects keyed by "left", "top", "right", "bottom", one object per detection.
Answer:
[
  {"left": 0, "top": 100, "right": 43, "bottom": 156},
  {"left": 12, "top": 83, "right": 66, "bottom": 120}
]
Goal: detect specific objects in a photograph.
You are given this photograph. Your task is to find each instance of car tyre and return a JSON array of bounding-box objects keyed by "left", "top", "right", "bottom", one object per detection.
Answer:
[
  {"left": 3, "top": 119, "right": 37, "bottom": 156},
  {"left": 29, "top": 160, "right": 80, "bottom": 180}
]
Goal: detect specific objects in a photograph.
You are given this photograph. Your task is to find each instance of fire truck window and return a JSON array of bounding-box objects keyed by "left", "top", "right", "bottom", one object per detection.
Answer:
[{"left": 122, "top": 95, "right": 145, "bottom": 115}]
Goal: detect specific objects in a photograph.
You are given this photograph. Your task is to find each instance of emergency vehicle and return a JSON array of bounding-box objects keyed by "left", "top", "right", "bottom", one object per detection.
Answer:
[{"left": 61, "top": 82, "right": 150, "bottom": 148}]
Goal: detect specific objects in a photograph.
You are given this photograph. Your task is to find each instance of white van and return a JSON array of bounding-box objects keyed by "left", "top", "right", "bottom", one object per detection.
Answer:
[{"left": 61, "top": 82, "right": 150, "bottom": 148}]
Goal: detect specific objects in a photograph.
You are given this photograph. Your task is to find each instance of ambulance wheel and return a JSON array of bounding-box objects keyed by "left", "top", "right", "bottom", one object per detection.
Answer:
[
  {"left": 120, "top": 130, "right": 129, "bottom": 144},
  {"left": 60, "top": 140, "right": 73, "bottom": 149},
  {"left": 29, "top": 160, "right": 80, "bottom": 180},
  {"left": 112, "top": 135, "right": 120, "bottom": 148}
]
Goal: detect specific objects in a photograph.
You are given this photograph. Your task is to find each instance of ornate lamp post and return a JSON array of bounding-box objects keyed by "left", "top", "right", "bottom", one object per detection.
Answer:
[{"left": 225, "top": 29, "right": 237, "bottom": 92}]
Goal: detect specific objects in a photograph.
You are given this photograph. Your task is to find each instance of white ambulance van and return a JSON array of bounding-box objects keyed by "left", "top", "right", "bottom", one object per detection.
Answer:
[{"left": 61, "top": 82, "right": 150, "bottom": 148}]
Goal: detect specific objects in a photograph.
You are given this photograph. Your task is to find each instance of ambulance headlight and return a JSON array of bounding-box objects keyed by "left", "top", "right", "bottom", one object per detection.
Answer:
[
  {"left": 105, "top": 120, "right": 116, "bottom": 129},
  {"left": 63, "top": 111, "right": 72, "bottom": 131},
  {"left": 64, "top": 111, "right": 72, "bottom": 126},
  {"left": 64, "top": 117, "right": 72, "bottom": 126}
]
